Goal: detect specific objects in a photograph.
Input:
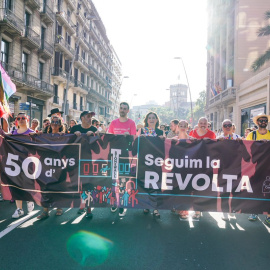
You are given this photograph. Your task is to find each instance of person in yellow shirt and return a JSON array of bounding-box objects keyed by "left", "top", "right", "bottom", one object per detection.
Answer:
[{"left": 246, "top": 113, "right": 270, "bottom": 225}]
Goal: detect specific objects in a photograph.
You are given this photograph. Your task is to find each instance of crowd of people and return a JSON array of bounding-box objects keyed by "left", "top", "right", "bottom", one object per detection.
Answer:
[{"left": 0, "top": 102, "right": 269, "bottom": 226}]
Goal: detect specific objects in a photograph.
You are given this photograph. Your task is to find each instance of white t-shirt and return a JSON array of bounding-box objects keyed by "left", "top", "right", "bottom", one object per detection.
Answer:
[{"left": 217, "top": 133, "right": 240, "bottom": 140}]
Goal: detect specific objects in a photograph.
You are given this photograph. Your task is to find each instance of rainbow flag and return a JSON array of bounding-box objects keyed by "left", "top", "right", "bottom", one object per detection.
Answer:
[
  {"left": 0, "top": 64, "right": 16, "bottom": 100},
  {"left": 211, "top": 85, "right": 217, "bottom": 96}
]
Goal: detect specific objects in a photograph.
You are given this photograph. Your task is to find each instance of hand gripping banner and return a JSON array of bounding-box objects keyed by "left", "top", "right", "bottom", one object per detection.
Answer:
[{"left": 0, "top": 133, "right": 269, "bottom": 214}]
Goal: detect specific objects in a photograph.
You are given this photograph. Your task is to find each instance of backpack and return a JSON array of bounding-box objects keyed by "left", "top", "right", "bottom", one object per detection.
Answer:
[{"left": 252, "top": 130, "right": 270, "bottom": 140}]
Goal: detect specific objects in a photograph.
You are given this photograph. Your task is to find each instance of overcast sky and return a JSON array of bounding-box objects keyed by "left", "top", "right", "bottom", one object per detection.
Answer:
[{"left": 93, "top": 0, "right": 208, "bottom": 107}]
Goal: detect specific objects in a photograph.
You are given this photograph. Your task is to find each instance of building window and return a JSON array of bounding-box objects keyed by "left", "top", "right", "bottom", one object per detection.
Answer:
[
  {"left": 63, "top": 88, "right": 67, "bottom": 102},
  {"left": 1, "top": 39, "right": 9, "bottom": 64},
  {"left": 53, "top": 84, "right": 59, "bottom": 104},
  {"left": 81, "top": 73, "right": 84, "bottom": 84},
  {"left": 80, "top": 96, "right": 83, "bottom": 111},
  {"left": 38, "top": 62, "right": 43, "bottom": 80},
  {"left": 73, "top": 93, "right": 77, "bottom": 110},
  {"left": 22, "top": 52, "right": 28, "bottom": 73},
  {"left": 24, "top": 11, "right": 30, "bottom": 27},
  {"left": 4, "top": 0, "right": 12, "bottom": 10}
]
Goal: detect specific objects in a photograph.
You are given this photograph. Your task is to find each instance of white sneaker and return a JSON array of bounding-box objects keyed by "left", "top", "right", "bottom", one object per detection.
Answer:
[
  {"left": 111, "top": 207, "right": 118, "bottom": 213},
  {"left": 12, "top": 208, "right": 24, "bottom": 219},
  {"left": 27, "top": 201, "right": 34, "bottom": 212},
  {"left": 119, "top": 208, "right": 126, "bottom": 217}
]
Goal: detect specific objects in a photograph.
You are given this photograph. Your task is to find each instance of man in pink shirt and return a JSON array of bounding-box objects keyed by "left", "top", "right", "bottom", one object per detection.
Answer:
[
  {"left": 108, "top": 102, "right": 136, "bottom": 135},
  {"left": 107, "top": 102, "right": 136, "bottom": 216}
]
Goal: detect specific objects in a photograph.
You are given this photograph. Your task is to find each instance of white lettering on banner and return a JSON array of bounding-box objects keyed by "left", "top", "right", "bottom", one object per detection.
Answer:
[
  {"left": 145, "top": 154, "right": 154, "bottom": 166},
  {"left": 144, "top": 171, "right": 253, "bottom": 193},
  {"left": 235, "top": 175, "right": 253, "bottom": 192},
  {"left": 175, "top": 174, "right": 193, "bottom": 190},
  {"left": 111, "top": 149, "right": 122, "bottom": 180},
  {"left": 145, "top": 155, "right": 220, "bottom": 170},
  {"left": 44, "top": 157, "right": 76, "bottom": 169},
  {"left": 223, "top": 174, "right": 237, "bottom": 192},
  {"left": 192, "top": 174, "right": 210, "bottom": 191},
  {"left": 4, "top": 153, "right": 76, "bottom": 179},
  {"left": 22, "top": 157, "right": 42, "bottom": 179},
  {"left": 5, "top": 153, "right": 42, "bottom": 179},
  {"left": 161, "top": 173, "right": 174, "bottom": 190},
  {"left": 145, "top": 171, "right": 159, "bottom": 189},
  {"left": 212, "top": 173, "right": 223, "bottom": 192}
]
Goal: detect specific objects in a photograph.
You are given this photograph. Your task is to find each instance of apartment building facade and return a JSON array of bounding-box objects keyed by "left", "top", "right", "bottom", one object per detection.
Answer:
[
  {"left": 110, "top": 45, "right": 122, "bottom": 120},
  {"left": 0, "top": 0, "right": 119, "bottom": 125},
  {"left": 205, "top": 0, "right": 270, "bottom": 135}
]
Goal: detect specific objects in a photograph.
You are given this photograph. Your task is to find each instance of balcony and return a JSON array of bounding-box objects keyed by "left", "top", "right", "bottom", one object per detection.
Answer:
[
  {"left": 76, "top": 10, "right": 86, "bottom": 26},
  {"left": 25, "top": 0, "right": 41, "bottom": 10},
  {"left": 38, "top": 39, "right": 53, "bottom": 59},
  {"left": 73, "top": 79, "right": 88, "bottom": 94},
  {"left": 208, "top": 87, "right": 236, "bottom": 107},
  {"left": 53, "top": 96, "right": 59, "bottom": 104},
  {"left": 55, "top": 36, "right": 75, "bottom": 59},
  {"left": 0, "top": 9, "right": 24, "bottom": 36},
  {"left": 40, "top": 4, "right": 54, "bottom": 25},
  {"left": 51, "top": 67, "right": 75, "bottom": 84},
  {"left": 1, "top": 61, "right": 53, "bottom": 97},
  {"left": 66, "top": 0, "right": 76, "bottom": 11},
  {"left": 88, "top": 88, "right": 110, "bottom": 106},
  {"left": 107, "top": 81, "right": 112, "bottom": 90},
  {"left": 21, "top": 26, "right": 41, "bottom": 49},
  {"left": 56, "top": 11, "right": 76, "bottom": 35},
  {"left": 89, "top": 64, "right": 99, "bottom": 77},
  {"left": 90, "top": 25, "right": 100, "bottom": 42},
  {"left": 74, "top": 54, "right": 88, "bottom": 71},
  {"left": 76, "top": 33, "right": 90, "bottom": 51}
]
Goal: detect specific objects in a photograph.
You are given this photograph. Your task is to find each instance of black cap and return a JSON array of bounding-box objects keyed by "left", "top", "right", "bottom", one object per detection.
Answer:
[
  {"left": 48, "top": 108, "right": 64, "bottom": 117},
  {"left": 80, "top": 111, "right": 95, "bottom": 119}
]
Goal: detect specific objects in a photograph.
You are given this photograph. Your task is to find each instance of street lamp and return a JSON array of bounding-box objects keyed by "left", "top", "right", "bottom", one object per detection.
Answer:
[
  {"left": 112, "top": 75, "right": 129, "bottom": 119},
  {"left": 62, "top": 14, "right": 98, "bottom": 121},
  {"left": 174, "top": 57, "right": 194, "bottom": 127}
]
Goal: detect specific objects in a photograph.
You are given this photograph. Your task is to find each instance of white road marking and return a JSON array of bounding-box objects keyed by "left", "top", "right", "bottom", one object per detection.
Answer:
[{"left": 0, "top": 210, "right": 40, "bottom": 239}]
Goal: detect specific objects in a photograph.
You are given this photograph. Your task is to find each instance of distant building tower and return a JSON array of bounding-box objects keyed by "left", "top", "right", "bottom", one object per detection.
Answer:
[{"left": 169, "top": 84, "right": 188, "bottom": 116}]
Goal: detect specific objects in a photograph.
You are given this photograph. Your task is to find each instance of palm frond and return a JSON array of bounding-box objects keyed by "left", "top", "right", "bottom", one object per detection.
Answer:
[
  {"left": 257, "top": 25, "right": 270, "bottom": 36},
  {"left": 251, "top": 48, "right": 270, "bottom": 72},
  {"left": 264, "top": 10, "right": 270, "bottom": 20}
]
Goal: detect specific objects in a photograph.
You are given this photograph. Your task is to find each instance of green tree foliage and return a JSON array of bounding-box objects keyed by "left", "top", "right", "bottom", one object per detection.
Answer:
[
  {"left": 251, "top": 11, "right": 270, "bottom": 72},
  {"left": 187, "top": 90, "right": 206, "bottom": 125},
  {"left": 149, "top": 106, "right": 175, "bottom": 125}
]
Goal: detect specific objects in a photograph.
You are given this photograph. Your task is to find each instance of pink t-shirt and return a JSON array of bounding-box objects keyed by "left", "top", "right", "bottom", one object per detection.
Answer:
[{"left": 108, "top": 118, "right": 136, "bottom": 135}]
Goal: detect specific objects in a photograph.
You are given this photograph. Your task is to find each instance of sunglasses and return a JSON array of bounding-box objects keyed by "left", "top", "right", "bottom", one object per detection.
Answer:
[
  {"left": 179, "top": 125, "right": 188, "bottom": 128},
  {"left": 32, "top": 121, "right": 38, "bottom": 124},
  {"left": 258, "top": 119, "right": 268, "bottom": 123},
  {"left": 51, "top": 121, "right": 60, "bottom": 125},
  {"left": 17, "top": 117, "right": 26, "bottom": 121},
  {"left": 223, "top": 124, "right": 232, "bottom": 128}
]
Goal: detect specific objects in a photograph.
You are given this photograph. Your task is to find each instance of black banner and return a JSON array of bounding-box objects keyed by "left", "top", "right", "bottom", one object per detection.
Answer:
[{"left": 0, "top": 133, "right": 270, "bottom": 214}]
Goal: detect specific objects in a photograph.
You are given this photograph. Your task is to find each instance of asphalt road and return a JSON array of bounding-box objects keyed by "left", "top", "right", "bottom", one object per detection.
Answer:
[{"left": 0, "top": 201, "right": 269, "bottom": 270}]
